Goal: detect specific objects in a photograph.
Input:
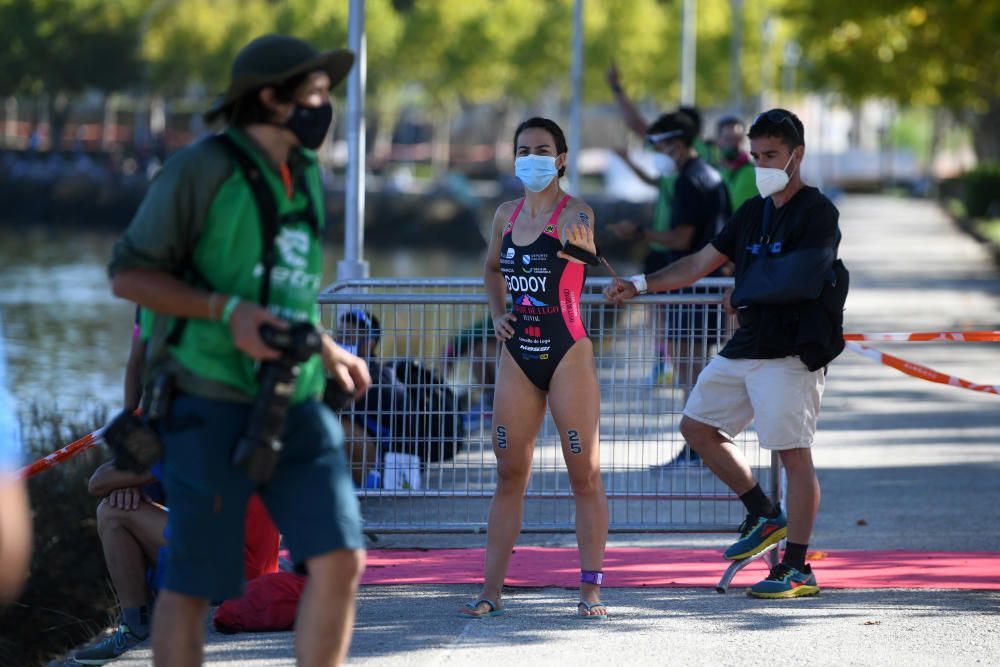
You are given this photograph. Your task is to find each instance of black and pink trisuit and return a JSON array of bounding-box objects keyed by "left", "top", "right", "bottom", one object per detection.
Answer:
[{"left": 499, "top": 195, "right": 587, "bottom": 391}]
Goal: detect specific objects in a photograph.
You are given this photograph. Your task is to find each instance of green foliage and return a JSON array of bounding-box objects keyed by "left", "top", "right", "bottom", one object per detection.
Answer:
[
  {"left": 975, "top": 218, "right": 1000, "bottom": 247},
  {"left": 960, "top": 162, "right": 1000, "bottom": 218},
  {"left": 0, "top": 405, "right": 114, "bottom": 667},
  {"left": 0, "top": 0, "right": 144, "bottom": 96},
  {"left": 783, "top": 1, "right": 1000, "bottom": 110}
]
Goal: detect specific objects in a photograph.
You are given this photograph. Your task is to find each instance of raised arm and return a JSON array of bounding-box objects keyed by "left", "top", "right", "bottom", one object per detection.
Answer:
[{"left": 607, "top": 63, "right": 650, "bottom": 139}]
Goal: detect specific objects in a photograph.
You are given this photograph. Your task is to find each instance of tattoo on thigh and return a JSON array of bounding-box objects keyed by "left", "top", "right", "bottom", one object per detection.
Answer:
[
  {"left": 496, "top": 425, "right": 508, "bottom": 449},
  {"left": 567, "top": 429, "right": 582, "bottom": 454}
]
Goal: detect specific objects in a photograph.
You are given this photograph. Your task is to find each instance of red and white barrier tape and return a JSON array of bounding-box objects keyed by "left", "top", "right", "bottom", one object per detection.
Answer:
[
  {"left": 844, "top": 331, "right": 1000, "bottom": 343},
  {"left": 18, "top": 425, "right": 106, "bottom": 480},
  {"left": 845, "top": 341, "right": 999, "bottom": 396},
  {"left": 17, "top": 330, "right": 999, "bottom": 478}
]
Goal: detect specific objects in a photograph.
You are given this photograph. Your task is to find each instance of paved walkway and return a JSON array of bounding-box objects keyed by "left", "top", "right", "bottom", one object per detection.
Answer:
[{"left": 56, "top": 195, "right": 1000, "bottom": 666}]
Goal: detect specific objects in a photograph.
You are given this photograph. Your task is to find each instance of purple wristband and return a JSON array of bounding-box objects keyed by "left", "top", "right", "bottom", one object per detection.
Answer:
[{"left": 580, "top": 570, "right": 604, "bottom": 585}]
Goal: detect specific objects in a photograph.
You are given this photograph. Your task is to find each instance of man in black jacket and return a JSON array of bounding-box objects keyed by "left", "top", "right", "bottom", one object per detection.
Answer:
[{"left": 605, "top": 109, "right": 844, "bottom": 599}]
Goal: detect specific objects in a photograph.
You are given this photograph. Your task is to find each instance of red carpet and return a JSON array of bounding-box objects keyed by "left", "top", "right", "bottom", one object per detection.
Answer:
[{"left": 362, "top": 548, "right": 1000, "bottom": 590}]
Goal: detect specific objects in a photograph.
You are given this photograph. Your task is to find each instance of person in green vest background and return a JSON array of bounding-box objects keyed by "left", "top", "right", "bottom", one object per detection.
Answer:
[
  {"left": 716, "top": 115, "right": 759, "bottom": 210},
  {"left": 108, "top": 34, "right": 371, "bottom": 666}
]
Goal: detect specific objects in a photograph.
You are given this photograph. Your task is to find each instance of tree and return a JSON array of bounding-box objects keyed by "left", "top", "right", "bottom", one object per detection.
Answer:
[
  {"left": 0, "top": 0, "right": 144, "bottom": 148},
  {"left": 784, "top": 0, "right": 1000, "bottom": 161}
]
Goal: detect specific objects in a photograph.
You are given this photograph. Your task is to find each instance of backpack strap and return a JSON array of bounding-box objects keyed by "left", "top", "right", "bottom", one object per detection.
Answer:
[
  {"left": 166, "top": 133, "right": 319, "bottom": 346},
  {"left": 759, "top": 197, "right": 774, "bottom": 243},
  {"left": 214, "top": 133, "right": 280, "bottom": 307}
]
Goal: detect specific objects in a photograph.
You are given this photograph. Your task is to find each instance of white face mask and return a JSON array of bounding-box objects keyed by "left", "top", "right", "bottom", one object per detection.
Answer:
[
  {"left": 652, "top": 152, "right": 676, "bottom": 177},
  {"left": 755, "top": 153, "right": 796, "bottom": 198},
  {"left": 515, "top": 154, "right": 559, "bottom": 192}
]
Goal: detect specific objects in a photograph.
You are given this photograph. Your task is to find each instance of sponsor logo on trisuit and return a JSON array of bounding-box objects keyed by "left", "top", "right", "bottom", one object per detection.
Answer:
[{"left": 505, "top": 275, "right": 548, "bottom": 293}]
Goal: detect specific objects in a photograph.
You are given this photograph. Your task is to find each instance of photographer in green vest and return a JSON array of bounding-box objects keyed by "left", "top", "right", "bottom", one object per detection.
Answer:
[{"left": 108, "top": 35, "right": 370, "bottom": 666}]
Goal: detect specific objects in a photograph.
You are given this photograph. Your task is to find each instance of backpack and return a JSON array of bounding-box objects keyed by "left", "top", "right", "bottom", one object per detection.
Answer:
[
  {"left": 795, "top": 258, "right": 850, "bottom": 371},
  {"left": 387, "top": 360, "right": 465, "bottom": 464},
  {"left": 325, "top": 358, "right": 465, "bottom": 464}
]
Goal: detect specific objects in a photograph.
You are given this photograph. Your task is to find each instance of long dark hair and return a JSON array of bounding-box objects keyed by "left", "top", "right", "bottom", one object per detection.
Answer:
[
  {"left": 226, "top": 72, "right": 311, "bottom": 127},
  {"left": 513, "top": 117, "right": 568, "bottom": 178}
]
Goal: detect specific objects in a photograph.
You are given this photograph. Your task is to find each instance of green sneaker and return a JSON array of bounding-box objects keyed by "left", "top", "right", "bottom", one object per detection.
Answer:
[
  {"left": 723, "top": 508, "right": 788, "bottom": 560},
  {"left": 748, "top": 563, "right": 820, "bottom": 599},
  {"left": 73, "top": 623, "right": 146, "bottom": 665}
]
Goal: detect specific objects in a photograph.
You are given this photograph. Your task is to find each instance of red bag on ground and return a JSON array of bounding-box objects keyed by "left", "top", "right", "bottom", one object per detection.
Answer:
[
  {"left": 243, "top": 494, "right": 280, "bottom": 581},
  {"left": 213, "top": 571, "right": 306, "bottom": 633}
]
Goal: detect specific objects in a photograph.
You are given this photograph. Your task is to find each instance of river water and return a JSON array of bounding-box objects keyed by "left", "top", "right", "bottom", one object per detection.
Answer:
[{"left": 0, "top": 226, "right": 486, "bottom": 422}]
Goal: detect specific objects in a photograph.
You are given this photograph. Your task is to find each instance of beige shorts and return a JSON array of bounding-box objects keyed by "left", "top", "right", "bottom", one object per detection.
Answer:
[{"left": 683, "top": 355, "right": 825, "bottom": 450}]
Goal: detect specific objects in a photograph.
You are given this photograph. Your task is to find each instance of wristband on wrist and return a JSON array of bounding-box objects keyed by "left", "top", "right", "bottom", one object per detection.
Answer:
[
  {"left": 207, "top": 292, "right": 221, "bottom": 321},
  {"left": 629, "top": 273, "right": 648, "bottom": 295},
  {"left": 220, "top": 295, "right": 241, "bottom": 325}
]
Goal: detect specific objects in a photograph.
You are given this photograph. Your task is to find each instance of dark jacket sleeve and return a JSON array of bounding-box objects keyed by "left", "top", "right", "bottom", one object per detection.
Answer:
[{"left": 108, "top": 138, "right": 233, "bottom": 277}]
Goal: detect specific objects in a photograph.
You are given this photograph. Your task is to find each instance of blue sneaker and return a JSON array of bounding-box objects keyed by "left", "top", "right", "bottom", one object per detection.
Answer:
[
  {"left": 723, "top": 508, "right": 788, "bottom": 560},
  {"left": 647, "top": 359, "right": 674, "bottom": 385},
  {"left": 748, "top": 563, "right": 820, "bottom": 598},
  {"left": 73, "top": 623, "right": 146, "bottom": 664},
  {"left": 664, "top": 444, "right": 702, "bottom": 467}
]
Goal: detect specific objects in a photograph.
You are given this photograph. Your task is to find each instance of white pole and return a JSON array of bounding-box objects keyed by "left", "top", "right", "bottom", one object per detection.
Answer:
[
  {"left": 680, "top": 0, "right": 697, "bottom": 106},
  {"left": 729, "top": 0, "right": 744, "bottom": 114},
  {"left": 339, "top": 0, "right": 369, "bottom": 280},
  {"left": 568, "top": 0, "right": 584, "bottom": 195}
]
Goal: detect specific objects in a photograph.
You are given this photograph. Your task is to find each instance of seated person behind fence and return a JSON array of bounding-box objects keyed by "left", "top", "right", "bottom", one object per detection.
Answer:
[
  {"left": 74, "top": 309, "right": 280, "bottom": 665},
  {"left": 328, "top": 310, "right": 465, "bottom": 487},
  {"left": 330, "top": 310, "right": 387, "bottom": 485},
  {"left": 442, "top": 315, "right": 498, "bottom": 433}
]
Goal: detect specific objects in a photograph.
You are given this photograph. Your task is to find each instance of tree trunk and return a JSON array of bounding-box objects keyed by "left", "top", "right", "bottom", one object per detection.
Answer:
[
  {"left": 101, "top": 93, "right": 117, "bottom": 150},
  {"left": 493, "top": 103, "right": 514, "bottom": 175},
  {"left": 4, "top": 96, "right": 17, "bottom": 146},
  {"left": 970, "top": 95, "right": 1000, "bottom": 164},
  {"left": 430, "top": 106, "right": 452, "bottom": 178},
  {"left": 47, "top": 92, "right": 71, "bottom": 152},
  {"left": 927, "top": 108, "right": 945, "bottom": 179},
  {"left": 371, "top": 100, "right": 399, "bottom": 170}
]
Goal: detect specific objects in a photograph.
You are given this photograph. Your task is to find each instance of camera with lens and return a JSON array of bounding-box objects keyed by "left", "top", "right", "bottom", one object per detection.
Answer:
[
  {"left": 231, "top": 321, "right": 324, "bottom": 482},
  {"left": 105, "top": 373, "right": 174, "bottom": 473}
]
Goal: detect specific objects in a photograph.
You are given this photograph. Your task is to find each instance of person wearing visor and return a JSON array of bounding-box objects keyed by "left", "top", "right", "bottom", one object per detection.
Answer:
[
  {"left": 465, "top": 117, "right": 609, "bottom": 619},
  {"left": 108, "top": 35, "right": 371, "bottom": 665},
  {"left": 606, "top": 109, "right": 843, "bottom": 599},
  {"left": 615, "top": 111, "right": 732, "bottom": 467}
]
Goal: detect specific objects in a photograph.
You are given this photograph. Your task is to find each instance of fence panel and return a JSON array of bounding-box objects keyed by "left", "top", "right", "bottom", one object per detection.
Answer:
[{"left": 318, "top": 277, "right": 768, "bottom": 534}]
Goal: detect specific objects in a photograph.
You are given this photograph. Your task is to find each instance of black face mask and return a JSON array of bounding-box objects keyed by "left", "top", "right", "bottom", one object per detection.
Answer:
[{"left": 284, "top": 103, "right": 333, "bottom": 150}]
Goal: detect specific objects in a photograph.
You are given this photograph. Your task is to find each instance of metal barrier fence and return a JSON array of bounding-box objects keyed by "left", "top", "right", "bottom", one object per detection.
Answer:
[{"left": 318, "top": 277, "right": 773, "bottom": 537}]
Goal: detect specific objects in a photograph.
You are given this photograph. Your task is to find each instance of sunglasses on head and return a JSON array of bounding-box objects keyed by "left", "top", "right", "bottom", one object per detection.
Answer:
[{"left": 752, "top": 110, "right": 800, "bottom": 140}]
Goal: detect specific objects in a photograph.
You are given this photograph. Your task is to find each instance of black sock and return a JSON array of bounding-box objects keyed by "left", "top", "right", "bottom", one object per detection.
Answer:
[
  {"left": 782, "top": 542, "right": 809, "bottom": 570},
  {"left": 738, "top": 484, "right": 776, "bottom": 519}
]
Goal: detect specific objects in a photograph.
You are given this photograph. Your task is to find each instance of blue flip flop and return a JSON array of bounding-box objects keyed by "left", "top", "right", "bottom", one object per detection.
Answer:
[
  {"left": 460, "top": 598, "right": 505, "bottom": 618},
  {"left": 577, "top": 600, "right": 609, "bottom": 620}
]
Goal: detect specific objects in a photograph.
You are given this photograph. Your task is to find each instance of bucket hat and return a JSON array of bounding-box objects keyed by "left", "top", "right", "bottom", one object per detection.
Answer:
[{"left": 204, "top": 34, "right": 354, "bottom": 122}]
